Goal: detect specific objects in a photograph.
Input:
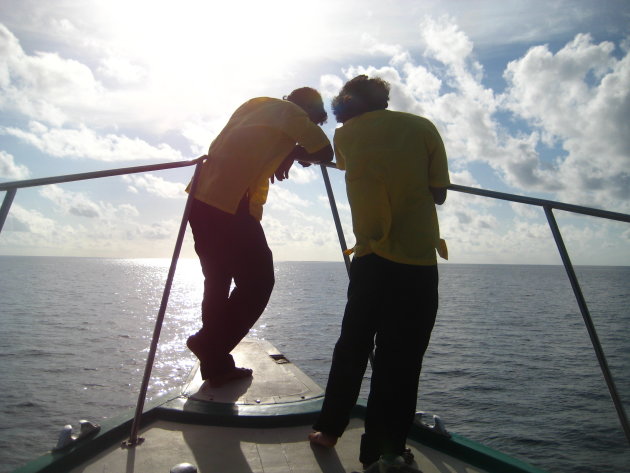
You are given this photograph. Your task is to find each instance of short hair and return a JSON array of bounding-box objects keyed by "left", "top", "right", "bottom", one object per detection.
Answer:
[
  {"left": 284, "top": 87, "right": 328, "bottom": 125},
  {"left": 331, "top": 75, "right": 390, "bottom": 123}
]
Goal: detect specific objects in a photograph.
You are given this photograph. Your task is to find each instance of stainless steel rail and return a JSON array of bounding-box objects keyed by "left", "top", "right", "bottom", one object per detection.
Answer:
[
  {"left": 0, "top": 159, "right": 202, "bottom": 233},
  {"left": 1, "top": 158, "right": 629, "bottom": 446},
  {"left": 320, "top": 164, "right": 351, "bottom": 275},
  {"left": 124, "top": 157, "right": 206, "bottom": 447}
]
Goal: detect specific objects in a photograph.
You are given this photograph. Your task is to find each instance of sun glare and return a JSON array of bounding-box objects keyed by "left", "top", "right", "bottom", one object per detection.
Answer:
[{"left": 102, "top": 1, "right": 324, "bottom": 75}]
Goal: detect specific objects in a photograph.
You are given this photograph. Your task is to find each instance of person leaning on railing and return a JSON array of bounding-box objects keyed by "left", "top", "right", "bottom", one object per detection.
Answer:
[
  {"left": 185, "top": 87, "right": 333, "bottom": 387},
  {"left": 309, "top": 75, "right": 450, "bottom": 472}
]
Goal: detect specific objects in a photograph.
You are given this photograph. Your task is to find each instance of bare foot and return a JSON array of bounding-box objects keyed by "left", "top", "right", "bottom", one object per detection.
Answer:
[
  {"left": 207, "top": 367, "right": 253, "bottom": 387},
  {"left": 308, "top": 431, "right": 338, "bottom": 448}
]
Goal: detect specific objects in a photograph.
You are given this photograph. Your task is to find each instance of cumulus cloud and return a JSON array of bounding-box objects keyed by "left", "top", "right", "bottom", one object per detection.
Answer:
[
  {"left": 97, "top": 56, "right": 148, "bottom": 86},
  {"left": 0, "top": 150, "right": 29, "bottom": 179},
  {"left": 39, "top": 184, "right": 141, "bottom": 221},
  {"left": 502, "top": 33, "right": 630, "bottom": 206},
  {"left": 286, "top": 165, "right": 319, "bottom": 184},
  {"left": 122, "top": 173, "right": 186, "bottom": 199},
  {"left": 318, "top": 194, "right": 350, "bottom": 213},
  {"left": 0, "top": 21, "right": 212, "bottom": 153},
  {"left": 1, "top": 121, "right": 183, "bottom": 161},
  {"left": 267, "top": 185, "right": 312, "bottom": 211},
  {"left": 0, "top": 23, "right": 104, "bottom": 127},
  {"left": 3, "top": 204, "right": 54, "bottom": 234},
  {"left": 321, "top": 18, "right": 629, "bottom": 264},
  {"left": 40, "top": 185, "right": 103, "bottom": 218},
  {"left": 1, "top": 9, "right": 626, "bottom": 263},
  {"left": 0, "top": 196, "right": 178, "bottom": 257},
  {"left": 330, "top": 17, "right": 629, "bottom": 215}
]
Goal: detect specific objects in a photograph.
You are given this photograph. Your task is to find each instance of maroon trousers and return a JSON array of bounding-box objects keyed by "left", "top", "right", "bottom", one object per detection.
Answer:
[{"left": 188, "top": 197, "right": 274, "bottom": 379}]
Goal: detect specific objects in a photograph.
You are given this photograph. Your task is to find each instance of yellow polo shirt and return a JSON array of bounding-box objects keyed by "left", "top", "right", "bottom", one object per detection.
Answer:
[
  {"left": 334, "top": 109, "right": 450, "bottom": 265},
  {"left": 189, "top": 97, "right": 330, "bottom": 220}
]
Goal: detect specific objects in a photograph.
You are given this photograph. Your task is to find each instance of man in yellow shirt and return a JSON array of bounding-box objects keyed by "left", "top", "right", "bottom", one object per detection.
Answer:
[
  {"left": 187, "top": 87, "right": 333, "bottom": 387},
  {"left": 309, "top": 75, "right": 450, "bottom": 471}
]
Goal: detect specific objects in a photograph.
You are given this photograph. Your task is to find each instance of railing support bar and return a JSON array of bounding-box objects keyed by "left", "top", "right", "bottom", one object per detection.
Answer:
[
  {"left": 125, "top": 156, "right": 206, "bottom": 447},
  {"left": 320, "top": 164, "right": 376, "bottom": 366},
  {"left": 544, "top": 206, "right": 630, "bottom": 445},
  {"left": 0, "top": 189, "right": 17, "bottom": 235},
  {"left": 320, "top": 164, "right": 351, "bottom": 276}
]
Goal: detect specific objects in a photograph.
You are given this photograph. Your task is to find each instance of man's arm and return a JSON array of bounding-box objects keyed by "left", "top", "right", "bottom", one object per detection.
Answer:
[
  {"left": 287, "top": 144, "right": 334, "bottom": 164},
  {"left": 271, "top": 144, "right": 334, "bottom": 182},
  {"left": 430, "top": 186, "right": 447, "bottom": 205}
]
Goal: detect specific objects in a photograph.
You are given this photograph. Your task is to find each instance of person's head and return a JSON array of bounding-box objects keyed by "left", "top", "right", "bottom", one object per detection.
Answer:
[
  {"left": 285, "top": 87, "right": 328, "bottom": 125},
  {"left": 331, "top": 75, "right": 390, "bottom": 123}
]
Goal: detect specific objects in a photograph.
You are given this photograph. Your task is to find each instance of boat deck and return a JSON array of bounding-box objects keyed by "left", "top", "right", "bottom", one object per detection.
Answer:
[
  {"left": 65, "top": 339, "right": 489, "bottom": 473},
  {"left": 72, "top": 417, "right": 487, "bottom": 473}
]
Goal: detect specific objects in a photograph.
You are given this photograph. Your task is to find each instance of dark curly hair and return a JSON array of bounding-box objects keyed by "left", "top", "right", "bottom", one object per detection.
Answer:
[
  {"left": 284, "top": 87, "right": 328, "bottom": 125},
  {"left": 331, "top": 75, "right": 390, "bottom": 123}
]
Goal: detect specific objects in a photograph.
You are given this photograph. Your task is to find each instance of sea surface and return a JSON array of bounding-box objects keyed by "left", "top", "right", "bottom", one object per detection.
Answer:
[{"left": 0, "top": 256, "right": 628, "bottom": 473}]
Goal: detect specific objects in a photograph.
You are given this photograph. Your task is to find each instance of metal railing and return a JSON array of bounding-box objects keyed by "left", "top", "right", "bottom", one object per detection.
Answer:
[{"left": 1, "top": 158, "right": 628, "bottom": 447}]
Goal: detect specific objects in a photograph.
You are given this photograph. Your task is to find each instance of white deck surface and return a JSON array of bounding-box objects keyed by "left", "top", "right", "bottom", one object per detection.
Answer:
[
  {"left": 69, "top": 339, "right": 488, "bottom": 473},
  {"left": 70, "top": 418, "right": 488, "bottom": 473},
  {"left": 183, "top": 339, "right": 325, "bottom": 405}
]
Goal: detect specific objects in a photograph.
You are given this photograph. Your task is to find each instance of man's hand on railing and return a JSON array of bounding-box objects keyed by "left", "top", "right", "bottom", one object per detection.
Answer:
[{"left": 271, "top": 155, "right": 294, "bottom": 183}]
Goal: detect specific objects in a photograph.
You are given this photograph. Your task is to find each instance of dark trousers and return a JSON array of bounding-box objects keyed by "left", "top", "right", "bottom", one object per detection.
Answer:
[
  {"left": 313, "top": 253, "right": 438, "bottom": 465},
  {"left": 188, "top": 197, "right": 274, "bottom": 379}
]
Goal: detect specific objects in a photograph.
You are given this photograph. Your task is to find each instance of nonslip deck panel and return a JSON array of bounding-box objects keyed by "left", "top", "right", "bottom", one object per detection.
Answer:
[
  {"left": 183, "top": 338, "right": 324, "bottom": 405},
  {"left": 65, "top": 418, "right": 492, "bottom": 473}
]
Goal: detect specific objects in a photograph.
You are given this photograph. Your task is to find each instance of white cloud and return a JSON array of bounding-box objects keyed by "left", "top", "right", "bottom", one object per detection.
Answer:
[
  {"left": 0, "top": 197, "right": 179, "bottom": 257},
  {"left": 286, "top": 165, "right": 319, "bottom": 184},
  {"left": 318, "top": 194, "right": 350, "bottom": 213},
  {"left": 97, "top": 56, "right": 147, "bottom": 86},
  {"left": 40, "top": 185, "right": 103, "bottom": 218},
  {"left": 133, "top": 220, "right": 178, "bottom": 241},
  {"left": 503, "top": 33, "right": 630, "bottom": 208},
  {"left": 1, "top": 6, "right": 627, "bottom": 264},
  {"left": 0, "top": 150, "right": 29, "bottom": 179},
  {"left": 0, "top": 24, "right": 104, "bottom": 127},
  {"left": 420, "top": 16, "right": 476, "bottom": 70},
  {"left": 267, "top": 186, "right": 312, "bottom": 211},
  {"left": 1, "top": 121, "right": 184, "bottom": 161},
  {"left": 338, "top": 18, "right": 629, "bottom": 217},
  {"left": 510, "top": 202, "right": 542, "bottom": 220},
  {"left": 3, "top": 204, "right": 55, "bottom": 234},
  {"left": 122, "top": 174, "right": 186, "bottom": 199},
  {"left": 39, "top": 184, "right": 142, "bottom": 221}
]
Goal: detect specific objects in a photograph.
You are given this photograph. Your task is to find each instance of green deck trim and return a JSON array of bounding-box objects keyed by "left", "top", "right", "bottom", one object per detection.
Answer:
[
  {"left": 9, "top": 391, "right": 179, "bottom": 473},
  {"left": 408, "top": 425, "right": 548, "bottom": 473},
  {"left": 354, "top": 403, "right": 548, "bottom": 473},
  {"left": 11, "top": 390, "right": 549, "bottom": 473}
]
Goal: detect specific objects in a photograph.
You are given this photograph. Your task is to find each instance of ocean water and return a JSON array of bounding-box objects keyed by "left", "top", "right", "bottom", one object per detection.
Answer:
[{"left": 0, "top": 256, "right": 628, "bottom": 472}]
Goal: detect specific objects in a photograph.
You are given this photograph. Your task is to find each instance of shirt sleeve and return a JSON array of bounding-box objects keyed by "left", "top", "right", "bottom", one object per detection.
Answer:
[
  {"left": 281, "top": 106, "right": 331, "bottom": 153},
  {"left": 333, "top": 135, "right": 346, "bottom": 170},
  {"left": 426, "top": 122, "right": 450, "bottom": 187}
]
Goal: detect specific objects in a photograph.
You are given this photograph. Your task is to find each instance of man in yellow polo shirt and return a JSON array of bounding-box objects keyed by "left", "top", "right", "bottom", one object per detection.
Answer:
[
  {"left": 309, "top": 75, "right": 450, "bottom": 471},
  {"left": 187, "top": 87, "right": 333, "bottom": 387}
]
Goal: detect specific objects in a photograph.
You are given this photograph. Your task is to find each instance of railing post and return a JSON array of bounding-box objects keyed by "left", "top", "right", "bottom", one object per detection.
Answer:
[
  {"left": 320, "top": 164, "right": 351, "bottom": 275},
  {"left": 0, "top": 188, "right": 17, "bottom": 235},
  {"left": 320, "top": 164, "right": 375, "bottom": 366},
  {"left": 544, "top": 206, "right": 630, "bottom": 445},
  {"left": 124, "top": 157, "right": 206, "bottom": 447}
]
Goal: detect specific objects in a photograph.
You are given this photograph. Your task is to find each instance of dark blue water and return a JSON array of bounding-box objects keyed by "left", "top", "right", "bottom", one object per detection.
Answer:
[{"left": 0, "top": 257, "right": 628, "bottom": 472}]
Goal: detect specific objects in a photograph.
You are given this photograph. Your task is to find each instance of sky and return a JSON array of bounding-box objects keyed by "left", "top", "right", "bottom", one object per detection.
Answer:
[{"left": 0, "top": 0, "right": 629, "bottom": 265}]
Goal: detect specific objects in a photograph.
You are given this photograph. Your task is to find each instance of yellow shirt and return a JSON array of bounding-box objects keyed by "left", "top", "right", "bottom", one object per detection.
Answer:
[
  {"left": 189, "top": 97, "right": 330, "bottom": 220},
  {"left": 334, "top": 109, "right": 450, "bottom": 265}
]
